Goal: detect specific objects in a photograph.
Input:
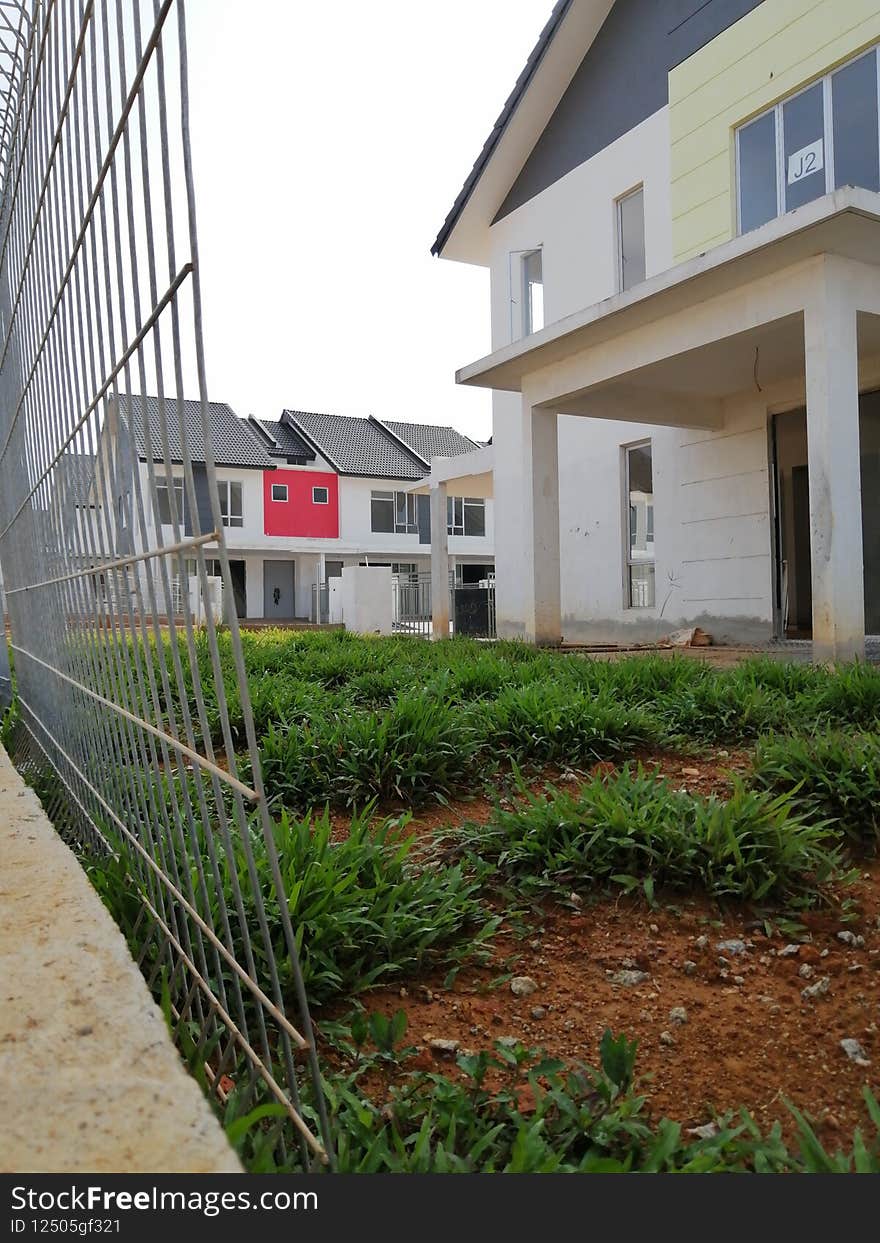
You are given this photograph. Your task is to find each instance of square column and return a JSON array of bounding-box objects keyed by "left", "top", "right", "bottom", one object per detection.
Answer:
[
  {"left": 804, "top": 265, "right": 864, "bottom": 664},
  {"left": 430, "top": 480, "right": 449, "bottom": 640},
  {"left": 522, "top": 398, "right": 561, "bottom": 645}
]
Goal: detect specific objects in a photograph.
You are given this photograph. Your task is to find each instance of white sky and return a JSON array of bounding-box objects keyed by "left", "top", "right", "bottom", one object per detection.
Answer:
[{"left": 184, "top": 0, "right": 550, "bottom": 443}]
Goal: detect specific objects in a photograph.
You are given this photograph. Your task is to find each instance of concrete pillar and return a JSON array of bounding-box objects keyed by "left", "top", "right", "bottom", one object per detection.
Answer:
[
  {"left": 430, "top": 480, "right": 449, "bottom": 640},
  {"left": 522, "top": 397, "right": 561, "bottom": 645},
  {"left": 804, "top": 264, "right": 864, "bottom": 664}
]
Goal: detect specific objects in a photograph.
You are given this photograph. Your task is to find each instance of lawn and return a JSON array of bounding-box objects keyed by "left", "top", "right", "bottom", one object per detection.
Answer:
[{"left": 89, "top": 631, "right": 880, "bottom": 1171}]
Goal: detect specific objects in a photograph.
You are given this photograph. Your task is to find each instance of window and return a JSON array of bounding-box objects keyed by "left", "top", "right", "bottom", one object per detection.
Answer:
[
  {"left": 736, "top": 46, "right": 880, "bottom": 234},
  {"left": 617, "top": 187, "right": 646, "bottom": 291},
  {"left": 392, "top": 561, "right": 418, "bottom": 583},
  {"left": 625, "top": 442, "right": 655, "bottom": 609},
  {"left": 271, "top": 482, "right": 288, "bottom": 502},
  {"left": 447, "top": 495, "right": 486, "bottom": 537},
  {"left": 156, "top": 479, "right": 183, "bottom": 526},
  {"left": 312, "top": 486, "right": 329, "bottom": 504},
  {"left": 512, "top": 247, "right": 544, "bottom": 339},
  {"left": 217, "top": 479, "right": 243, "bottom": 528},
  {"left": 370, "top": 489, "right": 418, "bottom": 534}
]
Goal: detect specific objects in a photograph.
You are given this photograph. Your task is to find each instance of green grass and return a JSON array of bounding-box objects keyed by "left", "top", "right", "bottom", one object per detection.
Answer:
[
  {"left": 455, "top": 765, "right": 841, "bottom": 905},
  {"left": 226, "top": 1018, "right": 880, "bottom": 1174},
  {"left": 752, "top": 729, "right": 880, "bottom": 849}
]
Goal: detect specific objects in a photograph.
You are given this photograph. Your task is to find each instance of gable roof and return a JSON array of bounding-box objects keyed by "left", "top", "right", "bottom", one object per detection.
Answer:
[
  {"left": 283, "top": 410, "right": 427, "bottom": 480},
  {"left": 117, "top": 393, "right": 274, "bottom": 469},
  {"left": 252, "top": 416, "right": 317, "bottom": 462},
  {"left": 376, "top": 418, "right": 480, "bottom": 463},
  {"left": 431, "top": 0, "right": 573, "bottom": 259}
]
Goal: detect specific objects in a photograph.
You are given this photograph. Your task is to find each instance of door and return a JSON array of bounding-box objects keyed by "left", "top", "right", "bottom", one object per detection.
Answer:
[
  {"left": 263, "top": 560, "right": 295, "bottom": 620},
  {"left": 228, "top": 560, "right": 247, "bottom": 619}
]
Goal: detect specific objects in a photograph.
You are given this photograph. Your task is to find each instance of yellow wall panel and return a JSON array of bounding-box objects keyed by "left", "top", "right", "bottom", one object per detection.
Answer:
[{"left": 670, "top": 0, "right": 880, "bottom": 261}]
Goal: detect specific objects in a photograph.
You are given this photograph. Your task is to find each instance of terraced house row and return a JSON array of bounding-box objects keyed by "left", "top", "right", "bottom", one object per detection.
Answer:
[
  {"left": 68, "top": 395, "right": 494, "bottom": 623},
  {"left": 433, "top": 0, "right": 880, "bottom": 661}
]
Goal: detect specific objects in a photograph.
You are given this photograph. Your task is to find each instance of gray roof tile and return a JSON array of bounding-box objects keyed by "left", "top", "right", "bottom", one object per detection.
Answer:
[
  {"left": 378, "top": 419, "right": 479, "bottom": 463},
  {"left": 118, "top": 393, "right": 274, "bottom": 468},
  {"left": 255, "top": 417, "right": 316, "bottom": 462},
  {"left": 284, "top": 410, "right": 427, "bottom": 480}
]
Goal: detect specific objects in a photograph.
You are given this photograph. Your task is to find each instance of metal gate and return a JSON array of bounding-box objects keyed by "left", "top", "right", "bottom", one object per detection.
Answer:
[
  {"left": 391, "top": 571, "right": 497, "bottom": 638},
  {"left": 0, "top": 0, "right": 330, "bottom": 1168}
]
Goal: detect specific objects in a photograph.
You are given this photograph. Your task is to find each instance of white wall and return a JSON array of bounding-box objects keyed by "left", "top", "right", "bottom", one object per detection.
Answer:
[{"left": 486, "top": 106, "right": 776, "bottom": 643}]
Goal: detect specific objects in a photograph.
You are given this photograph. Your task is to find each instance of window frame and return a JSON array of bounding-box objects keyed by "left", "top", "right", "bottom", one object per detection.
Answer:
[
  {"left": 156, "top": 478, "right": 183, "bottom": 527},
  {"left": 615, "top": 184, "right": 646, "bottom": 293},
  {"left": 370, "top": 489, "right": 419, "bottom": 534},
  {"left": 446, "top": 495, "right": 486, "bottom": 537},
  {"left": 217, "top": 478, "right": 243, "bottom": 528},
  {"left": 270, "top": 482, "right": 288, "bottom": 502},
  {"left": 623, "top": 439, "right": 655, "bottom": 611},
  {"left": 312, "top": 485, "right": 329, "bottom": 505},
  {"left": 735, "top": 44, "right": 880, "bottom": 235}
]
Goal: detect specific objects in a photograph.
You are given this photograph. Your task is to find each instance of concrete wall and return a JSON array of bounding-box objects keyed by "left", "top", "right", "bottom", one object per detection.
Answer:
[
  {"left": 670, "top": 0, "right": 880, "bottom": 261},
  {"left": 341, "top": 565, "right": 393, "bottom": 635}
]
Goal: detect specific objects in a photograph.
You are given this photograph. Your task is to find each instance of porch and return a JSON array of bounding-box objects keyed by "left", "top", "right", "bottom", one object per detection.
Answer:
[{"left": 457, "top": 188, "right": 880, "bottom": 663}]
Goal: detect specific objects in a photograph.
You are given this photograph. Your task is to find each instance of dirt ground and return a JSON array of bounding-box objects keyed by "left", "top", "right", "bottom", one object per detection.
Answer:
[{"left": 321, "top": 751, "right": 880, "bottom": 1143}]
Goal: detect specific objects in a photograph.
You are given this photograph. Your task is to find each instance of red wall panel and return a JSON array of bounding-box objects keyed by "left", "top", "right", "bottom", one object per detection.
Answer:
[{"left": 263, "top": 469, "right": 339, "bottom": 538}]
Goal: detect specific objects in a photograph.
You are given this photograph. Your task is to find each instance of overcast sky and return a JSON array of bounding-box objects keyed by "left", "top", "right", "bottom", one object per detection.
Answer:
[{"left": 184, "top": 1, "right": 550, "bottom": 442}]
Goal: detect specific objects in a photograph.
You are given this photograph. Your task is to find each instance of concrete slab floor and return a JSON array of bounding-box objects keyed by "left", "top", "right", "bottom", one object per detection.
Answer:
[{"left": 0, "top": 744, "right": 241, "bottom": 1174}]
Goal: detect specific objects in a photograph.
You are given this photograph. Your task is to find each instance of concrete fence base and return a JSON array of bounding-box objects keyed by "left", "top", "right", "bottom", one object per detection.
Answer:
[{"left": 0, "top": 744, "right": 240, "bottom": 1174}]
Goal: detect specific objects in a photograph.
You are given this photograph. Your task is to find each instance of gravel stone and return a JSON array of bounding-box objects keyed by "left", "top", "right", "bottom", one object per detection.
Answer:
[
  {"left": 659, "top": 1030, "right": 676, "bottom": 1047},
  {"left": 669, "top": 1006, "right": 688, "bottom": 1025},
  {"left": 683, "top": 960, "right": 697, "bottom": 976},
  {"left": 610, "top": 969, "right": 651, "bottom": 987},
  {"left": 510, "top": 976, "right": 538, "bottom": 998},
  {"left": 716, "top": 939, "right": 747, "bottom": 956},
  {"left": 802, "top": 976, "right": 831, "bottom": 1001},
  {"left": 840, "top": 1038, "right": 871, "bottom": 1067}
]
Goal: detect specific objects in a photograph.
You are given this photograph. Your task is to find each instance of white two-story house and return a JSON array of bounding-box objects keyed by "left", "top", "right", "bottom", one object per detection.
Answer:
[
  {"left": 434, "top": 0, "right": 880, "bottom": 662},
  {"left": 97, "top": 394, "right": 494, "bottom": 622}
]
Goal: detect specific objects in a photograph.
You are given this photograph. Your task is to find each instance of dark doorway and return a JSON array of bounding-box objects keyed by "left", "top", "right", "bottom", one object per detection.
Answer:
[
  {"left": 228, "top": 560, "right": 247, "bottom": 619},
  {"left": 772, "top": 394, "right": 880, "bottom": 637},
  {"left": 459, "top": 563, "right": 493, "bottom": 585}
]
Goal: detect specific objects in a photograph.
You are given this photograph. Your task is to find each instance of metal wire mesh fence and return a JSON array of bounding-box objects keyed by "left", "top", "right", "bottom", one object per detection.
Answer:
[{"left": 0, "top": 0, "right": 331, "bottom": 1168}]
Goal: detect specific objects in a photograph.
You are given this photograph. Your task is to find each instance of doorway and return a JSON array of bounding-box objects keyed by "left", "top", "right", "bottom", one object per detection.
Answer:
[
  {"left": 263, "top": 560, "right": 296, "bottom": 620},
  {"left": 772, "top": 393, "right": 880, "bottom": 638}
]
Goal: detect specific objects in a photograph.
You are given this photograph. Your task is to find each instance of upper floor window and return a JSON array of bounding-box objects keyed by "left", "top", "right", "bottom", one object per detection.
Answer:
[
  {"left": 512, "top": 247, "right": 544, "bottom": 339},
  {"left": 312, "top": 486, "right": 329, "bottom": 505},
  {"left": 736, "top": 46, "right": 880, "bottom": 235},
  {"left": 447, "top": 495, "right": 486, "bottom": 537},
  {"left": 156, "top": 479, "right": 183, "bottom": 526},
  {"left": 271, "top": 482, "right": 288, "bottom": 502},
  {"left": 370, "top": 489, "right": 418, "bottom": 534},
  {"left": 217, "top": 479, "right": 243, "bottom": 528},
  {"left": 617, "top": 186, "right": 646, "bottom": 291}
]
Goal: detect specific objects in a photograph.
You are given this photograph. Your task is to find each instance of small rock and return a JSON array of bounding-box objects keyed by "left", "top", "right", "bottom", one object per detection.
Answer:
[
  {"left": 837, "top": 931, "right": 865, "bottom": 949},
  {"left": 510, "top": 976, "right": 538, "bottom": 998},
  {"left": 669, "top": 1006, "right": 688, "bottom": 1025},
  {"left": 427, "top": 1037, "right": 459, "bottom": 1056},
  {"left": 840, "top": 1038, "right": 871, "bottom": 1067},
  {"left": 659, "top": 1030, "right": 676, "bottom": 1047},
  {"left": 802, "top": 976, "right": 831, "bottom": 1001},
  {"left": 496, "top": 1036, "right": 519, "bottom": 1049},
  {"left": 848, "top": 964, "right": 865, "bottom": 973},
  {"left": 687, "top": 1121, "right": 719, "bottom": 1140},
  {"left": 530, "top": 1006, "right": 547, "bottom": 1020},
  {"left": 778, "top": 944, "right": 800, "bottom": 958},
  {"left": 649, "top": 923, "right": 659, "bottom": 934},
  {"left": 569, "top": 892, "right": 583, "bottom": 907},
  {"left": 683, "top": 960, "right": 697, "bottom": 976},
  {"left": 798, "top": 963, "right": 814, "bottom": 980},
  {"left": 820, "top": 949, "right": 829, "bottom": 958},
  {"left": 716, "top": 939, "right": 747, "bottom": 956},
  {"left": 639, "top": 1009, "right": 653, "bottom": 1023},
  {"left": 399, "top": 987, "right": 408, "bottom": 998},
  {"left": 733, "top": 975, "right": 745, "bottom": 986},
  {"left": 695, "top": 935, "right": 709, "bottom": 950},
  {"left": 610, "top": 969, "right": 651, "bottom": 987},
  {"left": 681, "top": 767, "right": 701, "bottom": 778}
]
